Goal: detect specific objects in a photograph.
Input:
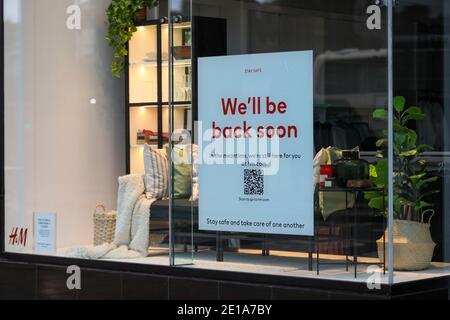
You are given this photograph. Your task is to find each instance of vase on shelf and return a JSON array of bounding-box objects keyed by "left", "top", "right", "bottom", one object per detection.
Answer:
[
  {"left": 135, "top": 7, "right": 147, "bottom": 23},
  {"left": 333, "top": 150, "right": 369, "bottom": 188},
  {"left": 148, "top": 5, "right": 159, "bottom": 20}
]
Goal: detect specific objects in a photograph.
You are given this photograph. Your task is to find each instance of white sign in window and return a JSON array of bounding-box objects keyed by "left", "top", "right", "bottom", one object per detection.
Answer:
[
  {"left": 198, "top": 51, "right": 314, "bottom": 236},
  {"left": 34, "top": 212, "right": 57, "bottom": 254}
]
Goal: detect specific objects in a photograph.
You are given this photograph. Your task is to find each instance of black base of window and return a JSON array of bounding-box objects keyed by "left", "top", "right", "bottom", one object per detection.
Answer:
[{"left": 0, "top": 256, "right": 448, "bottom": 300}]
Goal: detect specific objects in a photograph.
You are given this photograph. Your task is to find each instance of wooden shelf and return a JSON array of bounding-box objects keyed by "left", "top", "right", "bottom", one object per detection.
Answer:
[
  {"left": 129, "top": 59, "right": 191, "bottom": 68},
  {"left": 129, "top": 102, "right": 192, "bottom": 108}
]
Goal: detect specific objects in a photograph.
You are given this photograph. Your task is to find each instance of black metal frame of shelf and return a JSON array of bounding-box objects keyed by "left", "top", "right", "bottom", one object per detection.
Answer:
[
  {"left": 126, "top": 15, "right": 227, "bottom": 175},
  {"left": 157, "top": 21, "right": 163, "bottom": 148},
  {"left": 127, "top": 19, "right": 160, "bottom": 173},
  {"left": 129, "top": 101, "right": 191, "bottom": 107},
  {"left": 126, "top": 17, "right": 193, "bottom": 174},
  {"left": 315, "top": 187, "right": 386, "bottom": 278}
]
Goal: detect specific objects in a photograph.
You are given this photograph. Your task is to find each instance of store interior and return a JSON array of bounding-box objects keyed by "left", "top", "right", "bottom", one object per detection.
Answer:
[{"left": 3, "top": 0, "right": 450, "bottom": 284}]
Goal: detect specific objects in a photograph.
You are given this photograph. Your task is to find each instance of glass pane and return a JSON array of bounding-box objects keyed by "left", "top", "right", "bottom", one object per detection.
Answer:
[
  {"left": 4, "top": 0, "right": 171, "bottom": 265},
  {"left": 4, "top": 0, "right": 128, "bottom": 255},
  {"left": 162, "top": 24, "right": 170, "bottom": 102},
  {"left": 129, "top": 25, "right": 159, "bottom": 104},
  {"left": 169, "top": 0, "right": 194, "bottom": 265},
  {"left": 129, "top": 106, "right": 159, "bottom": 174},
  {"left": 391, "top": 0, "right": 450, "bottom": 283},
  {"left": 162, "top": 21, "right": 193, "bottom": 104},
  {"left": 170, "top": 0, "right": 392, "bottom": 282}
]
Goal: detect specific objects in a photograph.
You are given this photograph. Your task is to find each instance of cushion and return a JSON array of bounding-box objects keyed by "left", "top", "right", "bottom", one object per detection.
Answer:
[
  {"left": 165, "top": 144, "right": 192, "bottom": 198},
  {"left": 143, "top": 144, "right": 169, "bottom": 199}
]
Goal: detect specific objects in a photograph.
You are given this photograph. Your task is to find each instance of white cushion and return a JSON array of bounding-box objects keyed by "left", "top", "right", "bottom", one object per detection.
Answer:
[{"left": 143, "top": 144, "right": 169, "bottom": 199}]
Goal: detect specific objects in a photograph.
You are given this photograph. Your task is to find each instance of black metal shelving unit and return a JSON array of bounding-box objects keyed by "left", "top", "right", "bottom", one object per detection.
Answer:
[
  {"left": 125, "top": 16, "right": 227, "bottom": 174},
  {"left": 126, "top": 18, "right": 168, "bottom": 174}
]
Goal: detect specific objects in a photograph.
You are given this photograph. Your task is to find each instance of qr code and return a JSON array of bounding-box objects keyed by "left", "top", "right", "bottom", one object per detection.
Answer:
[{"left": 244, "top": 169, "right": 264, "bottom": 195}]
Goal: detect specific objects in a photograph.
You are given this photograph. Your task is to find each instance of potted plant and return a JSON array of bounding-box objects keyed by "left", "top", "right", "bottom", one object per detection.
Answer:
[
  {"left": 106, "top": 0, "right": 159, "bottom": 78},
  {"left": 365, "top": 96, "right": 439, "bottom": 270}
]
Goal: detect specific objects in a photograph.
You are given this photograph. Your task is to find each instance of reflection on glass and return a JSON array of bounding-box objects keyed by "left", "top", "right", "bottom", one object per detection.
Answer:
[{"left": 179, "top": 0, "right": 391, "bottom": 281}]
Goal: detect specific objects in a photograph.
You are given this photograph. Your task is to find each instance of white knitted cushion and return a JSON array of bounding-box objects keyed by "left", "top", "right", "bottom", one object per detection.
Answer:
[{"left": 143, "top": 144, "right": 169, "bottom": 199}]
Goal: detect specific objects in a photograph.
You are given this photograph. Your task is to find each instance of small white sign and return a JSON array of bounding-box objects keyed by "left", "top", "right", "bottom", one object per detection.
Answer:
[{"left": 34, "top": 212, "right": 57, "bottom": 254}]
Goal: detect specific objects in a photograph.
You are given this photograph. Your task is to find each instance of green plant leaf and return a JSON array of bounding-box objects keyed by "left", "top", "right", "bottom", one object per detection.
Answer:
[
  {"left": 399, "top": 149, "right": 418, "bottom": 157},
  {"left": 392, "top": 195, "right": 402, "bottom": 216},
  {"left": 364, "top": 191, "right": 380, "bottom": 200},
  {"left": 404, "top": 106, "right": 422, "bottom": 115},
  {"left": 416, "top": 144, "right": 433, "bottom": 153},
  {"left": 403, "top": 106, "right": 426, "bottom": 123},
  {"left": 394, "top": 96, "right": 406, "bottom": 113},
  {"left": 106, "top": 0, "right": 159, "bottom": 78},
  {"left": 403, "top": 113, "right": 426, "bottom": 123},
  {"left": 374, "top": 159, "right": 388, "bottom": 188},
  {"left": 417, "top": 159, "right": 427, "bottom": 166},
  {"left": 409, "top": 173, "right": 427, "bottom": 181},
  {"left": 369, "top": 164, "right": 378, "bottom": 179},
  {"left": 376, "top": 138, "right": 387, "bottom": 148},
  {"left": 416, "top": 176, "right": 439, "bottom": 190},
  {"left": 368, "top": 196, "right": 385, "bottom": 210},
  {"left": 373, "top": 109, "right": 388, "bottom": 120},
  {"left": 404, "top": 130, "right": 417, "bottom": 148},
  {"left": 393, "top": 123, "right": 409, "bottom": 134},
  {"left": 416, "top": 201, "right": 432, "bottom": 210},
  {"left": 394, "top": 133, "right": 406, "bottom": 145}
]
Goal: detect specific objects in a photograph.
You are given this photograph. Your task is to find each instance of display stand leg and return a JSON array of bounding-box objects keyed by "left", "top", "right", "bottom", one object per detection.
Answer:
[
  {"left": 383, "top": 189, "right": 386, "bottom": 274},
  {"left": 262, "top": 235, "right": 268, "bottom": 256},
  {"left": 308, "top": 238, "right": 313, "bottom": 271},
  {"left": 354, "top": 191, "right": 359, "bottom": 278},
  {"left": 345, "top": 191, "right": 349, "bottom": 272},
  {"left": 316, "top": 229, "right": 320, "bottom": 275},
  {"left": 216, "top": 232, "right": 224, "bottom": 262}
]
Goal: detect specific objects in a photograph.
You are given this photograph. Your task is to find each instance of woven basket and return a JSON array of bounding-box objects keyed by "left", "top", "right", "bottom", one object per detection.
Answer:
[
  {"left": 93, "top": 204, "right": 117, "bottom": 246},
  {"left": 377, "top": 209, "right": 436, "bottom": 271}
]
